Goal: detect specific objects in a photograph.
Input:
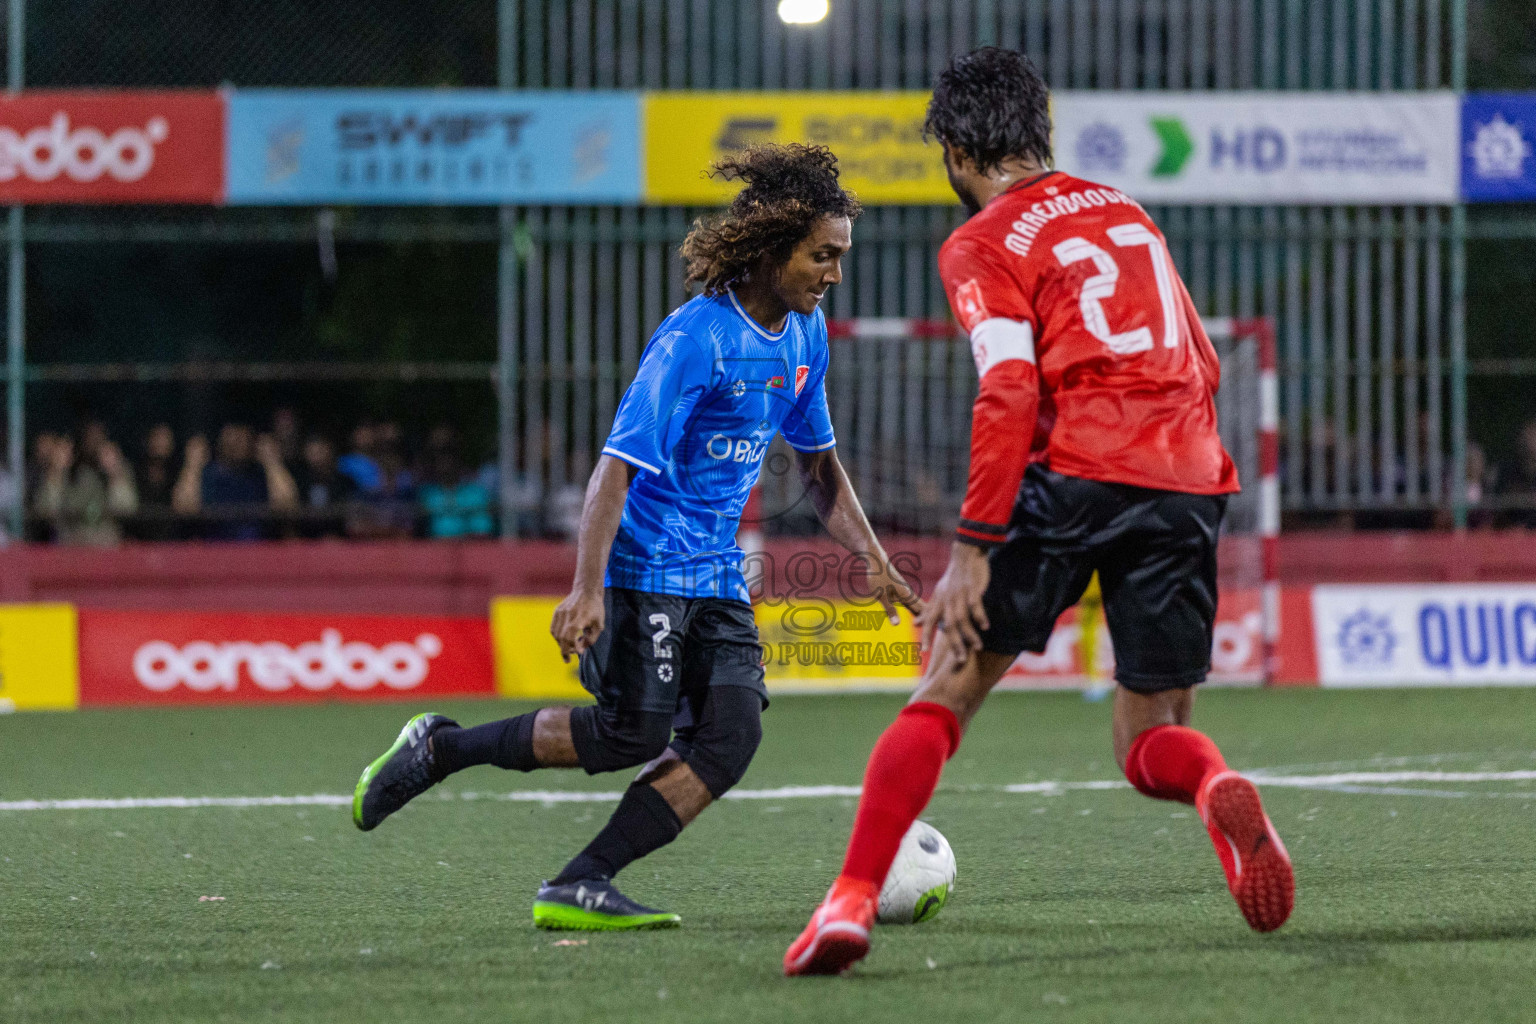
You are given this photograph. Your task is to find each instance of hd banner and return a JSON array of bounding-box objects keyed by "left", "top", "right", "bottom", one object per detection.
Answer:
[
  {"left": 643, "top": 91, "right": 949, "bottom": 204},
  {"left": 225, "top": 90, "right": 642, "bottom": 205},
  {"left": 1053, "top": 91, "right": 1461, "bottom": 205},
  {"left": 0, "top": 91, "right": 224, "bottom": 204}
]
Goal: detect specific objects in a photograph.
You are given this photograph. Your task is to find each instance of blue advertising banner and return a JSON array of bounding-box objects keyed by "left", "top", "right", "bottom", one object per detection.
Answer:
[
  {"left": 1462, "top": 93, "right": 1536, "bottom": 202},
  {"left": 226, "top": 90, "right": 641, "bottom": 205}
]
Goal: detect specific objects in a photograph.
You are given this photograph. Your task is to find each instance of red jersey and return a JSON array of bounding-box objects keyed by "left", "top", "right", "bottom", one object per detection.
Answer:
[{"left": 940, "top": 171, "right": 1239, "bottom": 547}]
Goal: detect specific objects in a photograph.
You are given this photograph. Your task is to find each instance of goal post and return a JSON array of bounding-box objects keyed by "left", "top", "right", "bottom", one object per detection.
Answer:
[
  {"left": 815, "top": 314, "right": 1281, "bottom": 687},
  {"left": 1201, "top": 315, "right": 1281, "bottom": 686}
]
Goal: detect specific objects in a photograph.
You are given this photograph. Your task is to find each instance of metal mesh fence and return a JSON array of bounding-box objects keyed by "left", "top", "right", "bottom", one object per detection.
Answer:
[{"left": 0, "top": 0, "right": 1478, "bottom": 543}]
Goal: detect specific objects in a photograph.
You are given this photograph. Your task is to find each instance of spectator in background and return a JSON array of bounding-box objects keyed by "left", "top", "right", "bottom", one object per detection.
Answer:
[
  {"left": 173, "top": 424, "right": 297, "bottom": 541},
  {"left": 417, "top": 425, "right": 493, "bottom": 539},
  {"left": 291, "top": 433, "right": 357, "bottom": 539},
  {"left": 271, "top": 407, "right": 302, "bottom": 474},
  {"left": 133, "top": 423, "right": 179, "bottom": 541},
  {"left": 1464, "top": 442, "right": 1497, "bottom": 530},
  {"left": 1498, "top": 418, "right": 1536, "bottom": 529},
  {"left": 31, "top": 426, "right": 139, "bottom": 546},
  {"left": 27, "top": 431, "right": 61, "bottom": 542},
  {"left": 338, "top": 421, "right": 383, "bottom": 494},
  {"left": 0, "top": 430, "right": 15, "bottom": 544},
  {"left": 348, "top": 424, "right": 416, "bottom": 539}
]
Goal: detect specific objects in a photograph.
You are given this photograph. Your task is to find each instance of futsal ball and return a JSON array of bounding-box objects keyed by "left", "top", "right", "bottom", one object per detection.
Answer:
[{"left": 877, "top": 821, "right": 957, "bottom": 925}]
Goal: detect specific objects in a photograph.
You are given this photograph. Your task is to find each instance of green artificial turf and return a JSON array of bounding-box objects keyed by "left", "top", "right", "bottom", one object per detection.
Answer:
[{"left": 3, "top": 688, "right": 1535, "bottom": 1023}]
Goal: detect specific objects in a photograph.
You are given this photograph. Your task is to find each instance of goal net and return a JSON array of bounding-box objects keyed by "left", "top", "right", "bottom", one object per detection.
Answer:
[{"left": 755, "top": 315, "right": 1279, "bottom": 686}]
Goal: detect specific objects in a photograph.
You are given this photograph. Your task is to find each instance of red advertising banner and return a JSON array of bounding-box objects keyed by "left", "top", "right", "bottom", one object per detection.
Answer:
[
  {"left": 77, "top": 609, "right": 494, "bottom": 706},
  {"left": 0, "top": 91, "right": 223, "bottom": 204},
  {"left": 994, "top": 587, "right": 1319, "bottom": 688}
]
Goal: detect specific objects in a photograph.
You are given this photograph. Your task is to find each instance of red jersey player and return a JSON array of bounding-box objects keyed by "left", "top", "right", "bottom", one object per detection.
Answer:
[{"left": 785, "top": 48, "right": 1294, "bottom": 977}]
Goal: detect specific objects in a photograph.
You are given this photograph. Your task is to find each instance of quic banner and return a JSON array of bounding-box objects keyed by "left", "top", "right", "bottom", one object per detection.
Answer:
[
  {"left": 0, "top": 91, "right": 224, "bottom": 204},
  {"left": 1313, "top": 584, "right": 1536, "bottom": 686},
  {"left": 76, "top": 609, "right": 495, "bottom": 706}
]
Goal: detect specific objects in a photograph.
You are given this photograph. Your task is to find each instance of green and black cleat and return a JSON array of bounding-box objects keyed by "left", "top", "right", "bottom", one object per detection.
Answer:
[
  {"left": 533, "top": 878, "right": 682, "bottom": 931},
  {"left": 352, "top": 712, "right": 458, "bottom": 831}
]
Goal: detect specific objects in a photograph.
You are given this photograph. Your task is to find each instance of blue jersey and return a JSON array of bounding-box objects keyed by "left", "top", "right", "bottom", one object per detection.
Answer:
[{"left": 601, "top": 290, "right": 837, "bottom": 602}]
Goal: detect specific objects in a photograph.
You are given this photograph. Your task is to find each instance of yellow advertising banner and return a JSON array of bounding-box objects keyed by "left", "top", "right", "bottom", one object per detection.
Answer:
[
  {"left": 490, "top": 594, "right": 920, "bottom": 701},
  {"left": 644, "top": 91, "right": 952, "bottom": 205},
  {"left": 0, "top": 603, "right": 80, "bottom": 711},
  {"left": 490, "top": 596, "right": 590, "bottom": 701},
  {"left": 756, "top": 600, "right": 920, "bottom": 692}
]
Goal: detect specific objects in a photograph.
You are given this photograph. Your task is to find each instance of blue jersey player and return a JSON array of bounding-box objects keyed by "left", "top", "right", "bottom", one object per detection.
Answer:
[{"left": 352, "top": 144, "right": 919, "bottom": 930}]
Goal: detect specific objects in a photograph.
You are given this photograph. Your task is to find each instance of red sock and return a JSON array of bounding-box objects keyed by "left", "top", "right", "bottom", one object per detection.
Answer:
[
  {"left": 1124, "top": 724, "right": 1227, "bottom": 806},
  {"left": 838, "top": 702, "right": 961, "bottom": 889}
]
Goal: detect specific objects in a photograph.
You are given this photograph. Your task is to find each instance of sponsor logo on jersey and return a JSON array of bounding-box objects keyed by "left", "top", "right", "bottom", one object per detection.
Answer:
[
  {"left": 706, "top": 434, "right": 768, "bottom": 463},
  {"left": 794, "top": 365, "right": 810, "bottom": 395},
  {"left": 954, "top": 278, "right": 990, "bottom": 332}
]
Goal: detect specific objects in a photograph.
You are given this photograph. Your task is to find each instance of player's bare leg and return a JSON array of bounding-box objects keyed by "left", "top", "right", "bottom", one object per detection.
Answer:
[
  {"left": 784, "top": 646, "right": 1015, "bottom": 976},
  {"left": 1115, "top": 686, "right": 1294, "bottom": 932}
]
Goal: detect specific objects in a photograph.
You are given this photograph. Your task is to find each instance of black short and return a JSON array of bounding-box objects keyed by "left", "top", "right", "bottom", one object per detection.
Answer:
[
  {"left": 579, "top": 587, "right": 768, "bottom": 715},
  {"left": 978, "top": 465, "right": 1227, "bottom": 694}
]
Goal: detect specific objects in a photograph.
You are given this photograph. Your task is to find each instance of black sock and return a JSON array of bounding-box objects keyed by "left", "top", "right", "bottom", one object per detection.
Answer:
[
  {"left": 551, "top": 783, "right": 683, "bottom": 884},
  {"left": 432, "top": 713, "right": 540, "bottom": 775}
]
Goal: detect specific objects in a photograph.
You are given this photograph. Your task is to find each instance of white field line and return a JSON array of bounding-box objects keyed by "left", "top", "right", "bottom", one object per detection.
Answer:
[{"left": 1, "top": 770, "right": 1533, "bottom": 813}]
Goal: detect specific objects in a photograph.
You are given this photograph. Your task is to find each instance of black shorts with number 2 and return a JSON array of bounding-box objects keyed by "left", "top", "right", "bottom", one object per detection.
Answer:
[
  {"left": 978, "top": 464, "right": 1228, "bottom": 694},
  {"left": 579, "top": 588, "right": 768, "bottom": 717}
]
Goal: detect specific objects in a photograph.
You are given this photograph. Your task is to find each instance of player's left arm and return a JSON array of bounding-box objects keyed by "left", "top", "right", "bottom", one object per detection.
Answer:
[
  {"left": 782, "top": 324, "right": 920, "bottom": 622},
  {"left": 925, "top": 237, "right": 1042, "bottom": 666},
  {"left": 795, "top": 447, "right": 921, "bottom": 624}
]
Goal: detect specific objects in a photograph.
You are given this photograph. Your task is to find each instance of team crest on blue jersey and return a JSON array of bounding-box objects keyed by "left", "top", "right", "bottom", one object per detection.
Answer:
[{"left": 794, "top": 365, "right": 810, "bottom": 395}]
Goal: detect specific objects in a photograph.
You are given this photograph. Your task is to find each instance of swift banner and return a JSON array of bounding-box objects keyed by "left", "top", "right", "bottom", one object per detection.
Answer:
[
  {"left": 226, "top": 90, "right": 642, "bottom": 205},
  {"left": 0, "top": 91, "right": 224, "bottom": 204},
  {"left": 1313, "top": 584, "right": 1536, "bottom": 686},
  {"left": 77, "top": 609, "right": 495, "bottom": 706},
  {"left": 1461, "top": 93, "right": 1536, "bottom": 201},
  {"left": 1052, "top": 91, "right": 1461, "bottom": 205},
  {"left": 643, "top": 91, "right": 949, "bottom": 204}
]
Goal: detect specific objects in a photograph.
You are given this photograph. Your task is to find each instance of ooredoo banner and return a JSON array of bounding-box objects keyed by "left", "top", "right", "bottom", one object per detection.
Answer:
[
  {"left": 1053, "top": 91, "right": 1461, "bottom": 205},
  {"left": 226, "top": 90, "right": 641, "bottom": 205},
  {"left": 0, "top": 91, "right": 224, "bottom": 204},
  {"left": 77, "top": 609, "right": 495, "bottom": 706}
]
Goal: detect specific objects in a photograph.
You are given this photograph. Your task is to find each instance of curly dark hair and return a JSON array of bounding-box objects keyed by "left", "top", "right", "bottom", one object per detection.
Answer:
[
  {"left": 681, "top": 143, "right": 861, "bottom": 295},
  {"left": 923, "top": 47, "right": 1052, "bottom": 176}
]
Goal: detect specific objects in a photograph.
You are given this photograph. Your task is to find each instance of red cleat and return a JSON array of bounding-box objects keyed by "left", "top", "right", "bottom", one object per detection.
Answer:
[
  {"left": 783, "top": 878, "right": 878, "bottom": 977},
  {"left": 1198, "top": 770, "right": 1295, "bottom": 932}
]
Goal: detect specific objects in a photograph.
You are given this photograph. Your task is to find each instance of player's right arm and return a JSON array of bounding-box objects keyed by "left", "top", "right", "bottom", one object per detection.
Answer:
[
  {"left": 551, "top": 454, "right": 639, "bottom": 661},
  {"left": 551, "top": 328, "right": 712, "bottom": 660},
  {"left": 923, "top": 237, "right": 1042, "bottom": 666}
]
